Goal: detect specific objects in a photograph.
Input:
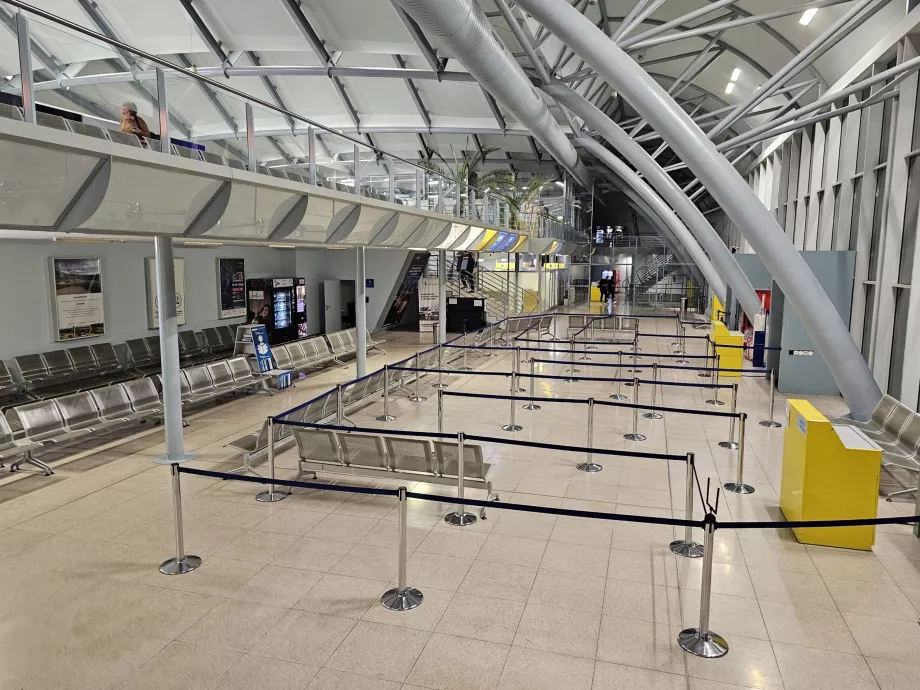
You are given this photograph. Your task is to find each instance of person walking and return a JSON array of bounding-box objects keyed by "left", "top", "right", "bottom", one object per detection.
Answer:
[{"left": 597, "top": 276, "right": 609, "bottom": 303}]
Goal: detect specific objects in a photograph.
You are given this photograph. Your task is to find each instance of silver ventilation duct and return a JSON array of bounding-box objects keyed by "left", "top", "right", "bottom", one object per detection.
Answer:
[{"left": 392, "top": 0, "right": 592, "bottom": 189}]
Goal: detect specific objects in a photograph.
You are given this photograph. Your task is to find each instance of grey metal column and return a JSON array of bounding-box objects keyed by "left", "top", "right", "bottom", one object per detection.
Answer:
[
  {"left": 545, "top": 84, "right": 761, "bottom": 319},
  {"left": 245, "top": 103, "right": 256, "bottom": 172},
  {"left": 354, "top": 144, "right": 361, "bottom": 194},
  {"left": 438, "top": 249, "right": 448, "bottom": 344},
  {"left": 156, "top": 68, "right": 170, "bottom": 154},
  {"left": 536, "top": 253, "right": 544, "bottom": 313},
  {"left": 16, "top": 12, "right": 35, "bottom": 125},
  {"left": 308, "top": 126, "right": 317, "bottom": 185},
  {"left": 356, "top": 246, "right": 367, "bottom": 378},
  {"left": 515, "top": 0, "right": 883, "bottom": 421}
]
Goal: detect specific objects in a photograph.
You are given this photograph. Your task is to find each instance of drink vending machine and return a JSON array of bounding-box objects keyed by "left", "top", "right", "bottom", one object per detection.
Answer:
[{"left": 246, "top": 277, "right": 307, "bottom": 345}]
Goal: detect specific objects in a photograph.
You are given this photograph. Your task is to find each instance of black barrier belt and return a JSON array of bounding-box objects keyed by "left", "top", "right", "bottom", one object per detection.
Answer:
[
  {"left": 388, "top": 366, "right": 508, "bottom": 378},
  {"left": 554, "top": 312, "right": 675, "bottom": 320},
  {"left": 442, "top": 389, "right": 741, "bottom": 419},
  {"left": 177, "top": 468, "right": 920, "bottom": 531},
  {"left": 178, "top": 466, "right": 399, "bottom": 496},
  {"left": 514, "top": 337, "right": 634, "bottom": 345},
  {"left": 639, "top": 331, "right": 711, "bottom": 340},
  {"left": 655, "top": 364, "right": 768, "bottom": 374},
  {"left": 713, "top": 343, "right": 782, "bottom": 351}
]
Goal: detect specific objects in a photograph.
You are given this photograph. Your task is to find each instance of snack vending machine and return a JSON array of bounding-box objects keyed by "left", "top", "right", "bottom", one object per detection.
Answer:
[{"left": 246, "top": 277, "right": 307, "bottom": 345}]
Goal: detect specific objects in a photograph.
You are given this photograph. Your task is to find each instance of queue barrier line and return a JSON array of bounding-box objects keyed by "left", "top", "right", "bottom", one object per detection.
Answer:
[
  {"left": 441, "top": 389, "right": 742, "bottom": 420},
  {"left": 528, "top": 360, "right": 734, "bottom": 389},
  {"left": 272, "top": 418, "right": 686, "bottom": 461},
  {"left": 174, "top": 467, "right": 920, "bottom": 531},
  {"left": 709, "top": 342, "right": 783, "bottom": 351}
]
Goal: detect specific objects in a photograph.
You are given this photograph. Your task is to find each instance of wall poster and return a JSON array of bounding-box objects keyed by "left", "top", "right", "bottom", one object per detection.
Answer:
[
  {"left": 418, "top": 276, "right": 439, "bottom": 334},
  {"left": 383, "top": 251, "right": 431, "bottom": 327},
  {"left": 50, "top": 258, "right": 105, "bottom": 341},
  {"left": 218, "top": 258, "right": 246, "bottom": 318},
  {"left": 145, "top": 258, "right": 186, "bottom": 329}
]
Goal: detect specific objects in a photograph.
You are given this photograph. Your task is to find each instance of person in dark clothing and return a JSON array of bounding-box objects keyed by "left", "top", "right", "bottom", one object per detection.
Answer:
[
  {"left": 597, "top": 277, "right": 609, "bottom": 302},
  {"left": 460, "top": 252, "right": 477, "bottom": 291}
]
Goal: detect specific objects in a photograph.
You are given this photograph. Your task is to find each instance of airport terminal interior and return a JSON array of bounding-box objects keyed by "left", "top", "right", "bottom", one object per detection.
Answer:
[{"left": 1, "top": 0, "right": 920, "bottom": 688}]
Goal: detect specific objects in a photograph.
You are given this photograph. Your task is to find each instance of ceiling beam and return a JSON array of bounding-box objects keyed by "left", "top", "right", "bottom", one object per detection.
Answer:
[
  {"left": 178, "top": 0, "right": 229, "bottom": 64},
  {"left": 390, "top": 1, "right": 445, "bottom": 74},
  {"left": 481, "top": 87, "right": 507, "bottom": 131},
  {"left": 393, "top": 54, "right": 432, "bottom": 129}
]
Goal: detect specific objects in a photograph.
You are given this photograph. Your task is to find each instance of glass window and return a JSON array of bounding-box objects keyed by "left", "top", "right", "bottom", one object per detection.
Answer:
[
  {"left": 868, "top": 168, "right": 887, "bottom": 281},
  {"left": 889, "top": 288, "right": 909, "bottom": 398},
  {"left": 901, "top": 157, "right": 920, "bottom": 284},
  {"left": 861, "top": 284, "right": 875, "bottom": 361},
  {"left": 849, "top": 177, "right": 863, "bottom": 251}
]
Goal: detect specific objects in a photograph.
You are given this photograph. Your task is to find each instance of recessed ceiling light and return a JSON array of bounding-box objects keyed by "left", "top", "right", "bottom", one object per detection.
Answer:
[
  {"left": 730, "top": 68, "right": 741, "bottom": 82},
  {"left": 800, "top": 8, "right": 818, "bottom": 25},
  {"left": 725, "top": 82, "right": 735, "bottom": 94}
]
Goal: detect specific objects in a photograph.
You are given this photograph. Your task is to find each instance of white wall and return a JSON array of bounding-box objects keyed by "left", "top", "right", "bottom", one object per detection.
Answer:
[{"left": 0, "top": 239, "right": 294, "bottom": 359}]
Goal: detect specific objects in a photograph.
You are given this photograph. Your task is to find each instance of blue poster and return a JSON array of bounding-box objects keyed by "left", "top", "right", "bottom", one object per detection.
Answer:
[{"left": 251, "top": 325, "right": 274, "bottom": 372}]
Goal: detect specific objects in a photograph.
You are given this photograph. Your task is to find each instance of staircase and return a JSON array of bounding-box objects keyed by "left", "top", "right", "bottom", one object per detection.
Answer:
[
  {"left": 624, "top": 252, "right": 680, "bottom": 294},
  {"left": 428, "top": 252, "right": 537, "bottom": 322}
]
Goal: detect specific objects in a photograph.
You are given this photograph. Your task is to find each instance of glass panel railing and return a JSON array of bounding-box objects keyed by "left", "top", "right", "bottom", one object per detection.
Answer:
[{"left": 393, "top": 160, "right": 417, "bottom": 208}]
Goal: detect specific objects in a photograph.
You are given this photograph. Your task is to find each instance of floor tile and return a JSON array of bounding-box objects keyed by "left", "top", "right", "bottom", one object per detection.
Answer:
[
  {"left": 529, "top": 568, "right": 607, "bottom": 614},
  {"left": 477, "top": 533, "right": 547, "bottom": 568},
  {"left": 592, "top": 661, "right": 687, "bottom": 690},
  {"left": 307, "top": 668, "right": 401, "bottom": 689},
  {"left": 407, "top": 551, "right": 473, "bottom": 591},
  {"left": 604, "top": 578, "right": 681, "bottom": 626},
  {"left": 270, "top": 536, "right": 353, "bottom": 572},
  {"left": 114, "top": 640, "right": 241, "bottom": 690},
  {"left": 824, "top": 576, "right": 920, "bottom": 621},
  {"left": 436, "top": 591, "right": 525, "bottom": 644},
  {"left": 596, "top": 616, "right": 685, "bottom": 675},
  {"left": 540, "top": 540, "right": 609, "bottom": 577},
  {"left": 865, "top": 657, "right": 920, "bottom": 690},
  {"left": 213, "top": 654, "right": 319, "bottom": 690},
  {"left": 759, "top": 601, "right": 858, "bottom": 653},
  {"left": 230, "top": 564, "right": 323, "bottom": 608},
  {"left": 179, "top": 599, "right": 287, "bottom": 652},
  {"left": 294, "top": 573, "right": 387, "bottom": 619},
  {"left": 362, "top": 585, "right": 452, "bottom": 632},
  {"left": 406, "top": 632, "right": 509, "bottom": 690},
  {"left": 497, "top": 646, "right": 594, "bottom": 689},
  {"left": 685, "top": 633, "right": 783, "bottom": 689},
  {"left": 748, "top": 567, "right": 836, "bottom": 609},
  {"left": 843, "top": 612, "right": 920, "bottom": 663},
  {"left": 325, "top": 620, "right": 430, "bottom": 683},
  {"left": 772, "top": 642, "right": 878, "bottom": 690},
  {"left": 309, "top": 514, "right": 379, "bottom": 543},
  {"left": 249, "top": 609, "right": 356, "bottom": 667},
  {"left": 415, "top": 528, "right": 486, "bottom": 559},
  {"left": 513, "top": 603, "right": 601, "bottom": 659},
  {"left": 458, "top": 560, "right": 537, "bottom": 601}
]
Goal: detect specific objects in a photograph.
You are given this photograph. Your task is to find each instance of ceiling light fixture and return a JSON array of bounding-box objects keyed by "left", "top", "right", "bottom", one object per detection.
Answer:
[
  {"left": 183, "top": 240, "right": 224, "bottom": 247},
  {"left": 269, "top": 243, "right": 296, "bottom": 249},
  {"left": 725, "top": 82, "right": 735, "bottom": 94},
  {"left": 555, "top": 181, "right": 565, "bottom": 188},
  {"left": 730, "top": 68, "right": 741, "bottom": 82},
  {"left": 800, "top": 8, "right": 818, "bottom": 25}
]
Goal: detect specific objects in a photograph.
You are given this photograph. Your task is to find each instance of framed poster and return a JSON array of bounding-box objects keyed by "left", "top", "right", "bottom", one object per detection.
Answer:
[
  {"left": 418, "top": 276, "right": 438, "bottom": 334},
  {"left": 145, "top": 257, "right": 186, "bottom": 329},
  {"left": 218, "top": 258, "right": 246, "bottom": 318},
  {"left": 384, "top": 251, "right": 430, "bottom": 327},
  {"left": 50, "top": 258, "right": 105, "bottom": 341}
]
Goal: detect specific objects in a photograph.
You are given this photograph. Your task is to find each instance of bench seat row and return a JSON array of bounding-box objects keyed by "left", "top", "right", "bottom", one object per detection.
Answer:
[{"left": 845, "top": 395, "right": 920, "bottom": 499}]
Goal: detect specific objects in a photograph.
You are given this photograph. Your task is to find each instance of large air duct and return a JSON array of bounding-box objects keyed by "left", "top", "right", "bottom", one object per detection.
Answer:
[
  {"left": 516, "top": 0, "right": 882, "bottom": 420},
  {"left": 392, "top": 0, "right": 591, "bottom": 189},
  {"left": 579, "top": 138, "right": 727, "bottom": 303},
  {"left": 545, "top": 84, "right": 762, "bottom": 320}
]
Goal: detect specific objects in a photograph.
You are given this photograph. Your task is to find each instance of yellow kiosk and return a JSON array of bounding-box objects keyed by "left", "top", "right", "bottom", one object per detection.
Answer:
[
  {"left": 780, "top": 399, "right": 883, "bottom": 550},
  {"left": 710, "top": 296, "right": 744, "bottom": 378}
]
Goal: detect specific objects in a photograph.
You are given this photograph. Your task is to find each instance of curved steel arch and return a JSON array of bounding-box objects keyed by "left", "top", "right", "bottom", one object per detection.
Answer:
[{"left": 519, "top": 0, "right": 882, "bottom": 420}]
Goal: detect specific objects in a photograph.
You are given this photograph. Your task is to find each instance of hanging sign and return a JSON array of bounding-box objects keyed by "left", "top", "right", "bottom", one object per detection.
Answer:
[{"left": 251, "top": 325, "right": 274, "bottom": 372}]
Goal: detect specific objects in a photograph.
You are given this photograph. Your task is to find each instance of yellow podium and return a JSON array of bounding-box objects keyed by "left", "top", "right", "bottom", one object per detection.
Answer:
[
  {"left": 780, "top": 400, "right": 882, "bottom": 550},
  {"left": 711, "top": 321, "right": 744, "bottom": 378},
  {"left": 590, "top": 285, "right": 601, "bottom": 302}
]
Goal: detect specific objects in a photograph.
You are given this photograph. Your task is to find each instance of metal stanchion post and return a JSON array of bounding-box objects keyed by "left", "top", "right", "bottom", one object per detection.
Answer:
[
  {"left": 458, "top": 344, "right": 472, "bottom": 371},
  {"left": 256, "top": 417, "right": 287, "bottom": 502},
  {"left": 760, "top": 370, "right": 782, "bottom": 428},
  {"left": 670, "top": 453, "right": 704, "bottom": 558},
  {"left": 513, "top": 347, "right": 525, "bottom": 392},
  {"left": 706, "top": 355, "right": 724, "bottom": 405},
  {"left": 672, "top": 315, "right": 680, "bottom": 347},
  {"left": 579, "top": 333, "right": 591, "bottom": 361},
  {"left": 588, "top": 318, "right": 598, "bottom": 350},
  {"left": 487, "top": 324, "right": 496, "bottom": 356},
  {"left": 159, "top": 463, "right": 202, "bottom": 575},
  {"left": 502, "top": 373, "right": 524, "bottom": 432},
  {"left": 376, "top": 365, "right": 397, "bottom": 422},
  {"left": 624, "top": 378, "right": 647, "bottom": 441},
  {"left": 677, "top": 324, "right": 689, "bottom": 364},
  {"left": 576, "top": 398, "right": 602, "bottom": 472},
  {"left": 434, "top": 345, "right": 448, "bottom": 389},
  {"left": 444, "top": 432, "right": 477, "bottom": 526},
  {"left": 610, "top": 351, "right": 627, "bottom": 400},
  {"left": 380, "top": 486, "right": 424, "bottom": 611},
  {"left": 336, "top": 383, "right": 345, "bottom": 425},
  {"left": 642, "top": 363, "right": 663, "bottom": 420},
  {"left": 678, "top": 515, "right": 728, "bottom": 658},
  {"left": 634, "top": 318, "right": 640, "bottom": 350},
  {"left": 437, "top": 389, "right": 444, "bottom": 434},
  {"left": 409, "top": 354, "right": 427, "bottom": 402},
  {"left": 719, "top": 385, "right": 740, "bottom": 449},
  {"left": 698, "top": 337, "right": 711, "bottom": 378},
  {"left": 524, "top": 359, "right": 541, "bottom": 410},
  {"left": 724, "top": 413, "right": 755, "bottom": 494},
  {"left": 564, "top": 337, "right": 578, "bottom": 382}
]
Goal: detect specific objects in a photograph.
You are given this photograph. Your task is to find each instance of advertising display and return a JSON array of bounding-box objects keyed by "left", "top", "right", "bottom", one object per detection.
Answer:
[
  {"left": 418, "top": 276, "right": 439, "bottom": 334},
  {"left": 250, "top": 325, "right": 274, "bottom": 373},
  {"left": 246, "top": 277, "right": 307, "bottom": 344},
  {"left": 50, "top": 258, "right": 105, "bottom": 341},
  {"left": 145, "top": 258, "right": 186, "bottom": 329},
  {"left": 384, "top": 252, "right": 430, "bottom": 327},
  {"left": 485, "top": 231, "right": 509, "bottom": 252},
  {"left": 218, "top": 258, "right": 246, "bottom": 318}
]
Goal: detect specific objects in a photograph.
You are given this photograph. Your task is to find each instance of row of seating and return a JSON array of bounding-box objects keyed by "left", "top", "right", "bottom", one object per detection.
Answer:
[
  {"left": 293, "top": 428, "right": 496, "bottom": 519},
  {"left": 3, "top": 356, "right": 266, "bottom": 476},
  {"left": 844, "top": 396, "right": 920, "bottom": 499},
  {"left": 0, "top": 105, "right": 411, "bottom": 202},
  {"left": 271, "top": 328, "right": 384, "bottom": 373},
  {"left": 125, "top": 325, "right": 236, "bottom": 372}
]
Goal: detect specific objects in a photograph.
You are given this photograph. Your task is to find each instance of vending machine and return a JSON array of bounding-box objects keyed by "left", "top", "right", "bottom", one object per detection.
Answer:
[{"left": 246, "top": 277, "right": 307, "bottom": 345}]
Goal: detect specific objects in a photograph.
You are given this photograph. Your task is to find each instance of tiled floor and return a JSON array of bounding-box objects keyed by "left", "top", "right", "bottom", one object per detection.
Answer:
[{"left": 0, "top": 308, "right": 918, "bottom": 689}]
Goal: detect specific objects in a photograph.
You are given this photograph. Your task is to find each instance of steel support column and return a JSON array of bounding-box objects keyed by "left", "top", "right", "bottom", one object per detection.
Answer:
[
  {"left": 518, "top": 0, "right": 882, "bottom": 419},
  {"left": 15, "top": 11, "right": 34, "bottom": 124},
  {"left": 438, "top": 249, "right": 447, "bottom": 344},
  {"left": 154, "top": 237, "right": 188, "bottom": 461},
  {"left": 356, "top": 247, "right": 368, "bottom": 378}
]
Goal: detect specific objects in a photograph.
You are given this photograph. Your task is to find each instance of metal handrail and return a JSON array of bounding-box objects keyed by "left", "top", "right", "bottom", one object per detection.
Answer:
[{"left": 1, "top": 0, "right": 575, "bottom": 235}]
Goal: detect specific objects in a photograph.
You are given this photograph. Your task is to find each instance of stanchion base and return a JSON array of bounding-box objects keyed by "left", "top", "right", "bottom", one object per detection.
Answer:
[
  {"left": 669, "top": 539, "right": 704, "bottom": 558},
  {"left": 380, "top": 587, "right": 424, "bottom": 612},
  {"left": 512, "top": 387, "right": 526, "bottom": 393},
  {"left": 609, "top": 393, "right": 627, "bottom": 400},
  {"left": 642, "top": 412, "right": 664, "bottom": 420},
  {"left": 676, "top": 359, "right": 689, "bottom": 364},
  {"left": 705, "top": 399, "right": 726, "bottom": 406},
  {"left": 256, "top": 490, "right": 288, "bottom": 503},
  {"left": 444, "top": 511, "right": 478, "bottom": 526},
  {"left": 502, "top": 424, "right": 524, "bottom": 432},
  {"left": 576, "top": 462, "right": 603, "bottom": 473},
  {"left": 433, "top": 383, "right": 449, "bottom": 389},
  {"left": 759, "top": 420, "right": 782, "bottom": 428},
  {"left": 456, "top": 367, "right": 473, "bottom": 372},
  {"left": 723, "top": 482, "right": 755, "bottom": 494},
  {"left": 523, "top": 404, "right": 542, "bottom": 410},
  {"left": 409, "top": 396, "right": 428, "bottom": 402},
  {"left": 678, "top": 628, "right": 729, "bottom": 658},
  {"left": 578, "top": 356, "right": 591, "bottom": 361},
  {"left": 587, "top": 345, "right": 599, "bottom": 350},
  {"left": 376, "top": 414, "right": 397, "bottom": 422},
  {"left": 159, "top": 554, "right": 202, "bottom": 575},
  {"left": 718, "top": 441, "right": 739, "bottom": 449},
  {"left": 697, "top": 372, "right": 709, "bottom": 378},
  {"left": 624, "top": 433, "right": 647, "bottom": 441},
  {"left": 563, "top": 379, "right": 579, "bottom": 384}
]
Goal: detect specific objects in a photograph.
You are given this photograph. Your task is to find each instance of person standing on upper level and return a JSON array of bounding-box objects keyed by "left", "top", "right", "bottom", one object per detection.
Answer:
[{"left": 120, "top": 101, "right": 150, "bottom": 137}]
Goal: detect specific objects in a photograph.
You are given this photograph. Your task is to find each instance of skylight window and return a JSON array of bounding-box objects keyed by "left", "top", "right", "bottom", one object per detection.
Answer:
[{"left": 800, "top": 8, "right": 819, "bottom": 26}]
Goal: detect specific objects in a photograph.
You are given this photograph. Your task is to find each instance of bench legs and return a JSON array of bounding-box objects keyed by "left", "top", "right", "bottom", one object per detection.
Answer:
[
  {"left": 333, "top": 357, "right": 349, "bottom": 369},
  {"left": 883, "top": 460, "right": 919, "bottom": 500},
  {"left": 229, "top": 451, "right": 264, "bottom": 478},
  {"left": 481, "top": 482, "right": 499, "bottom": 520},
  {"left": 10, "top": 452, "right": 54, "bottom": 476}
]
